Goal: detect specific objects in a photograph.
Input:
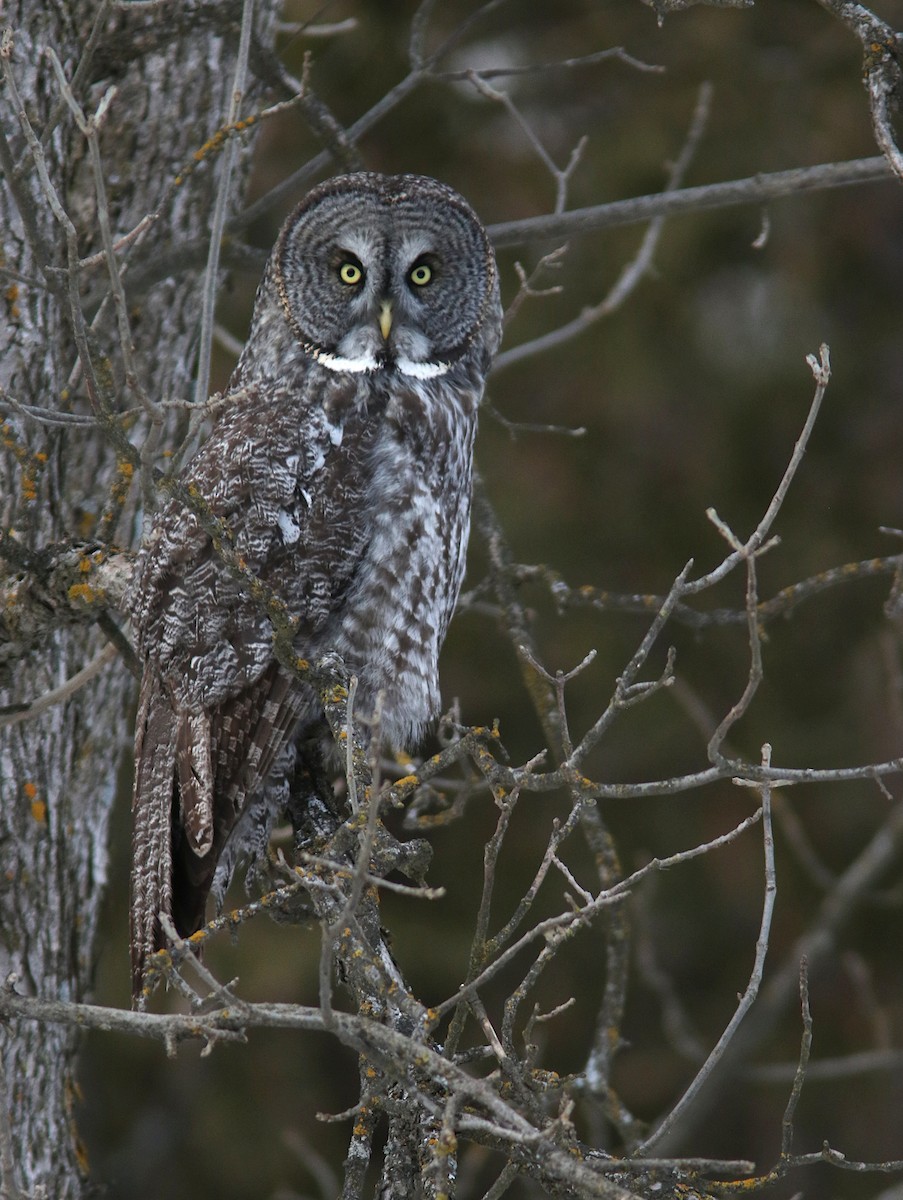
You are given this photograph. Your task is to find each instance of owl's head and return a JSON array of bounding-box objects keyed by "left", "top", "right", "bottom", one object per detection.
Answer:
[{"left": 272, "top": 173, "right": 500, "bottom": 379}]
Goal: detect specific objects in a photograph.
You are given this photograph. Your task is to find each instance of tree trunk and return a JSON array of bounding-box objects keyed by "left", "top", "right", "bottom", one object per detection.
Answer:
[{"left": 0, "top": 3, "right": 277, "bottom": 1193}]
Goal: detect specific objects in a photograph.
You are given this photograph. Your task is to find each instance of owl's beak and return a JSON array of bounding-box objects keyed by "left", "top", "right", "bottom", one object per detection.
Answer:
[{"left": 378, "top": 301, "right": 393, "bottom": 341}]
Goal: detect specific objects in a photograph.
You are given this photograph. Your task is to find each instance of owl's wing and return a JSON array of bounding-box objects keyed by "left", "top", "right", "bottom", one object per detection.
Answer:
[{"left": 130, "top": 378, "right": 377, "bottom": 997}]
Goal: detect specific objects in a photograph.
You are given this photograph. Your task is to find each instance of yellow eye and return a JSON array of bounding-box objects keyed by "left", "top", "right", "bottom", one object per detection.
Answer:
[
  {"left": 409, "top": 263, "right": 432, "bottom": 286},
  {"left": 339, "top": 262, "right": 363, "bottom": 285}
]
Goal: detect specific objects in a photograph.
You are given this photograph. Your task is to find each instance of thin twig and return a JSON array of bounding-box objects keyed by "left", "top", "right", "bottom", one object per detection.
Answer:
[
  {"left": 41, "top": 0, "right": 114, "bottom": 145},
  {"left": 637, "top": 745, "right": 777, "bottom": 1153},
  {"left": 46, "top": 50, "right": 160, "bottom": 429},
  {"left": 780, "top": 957, "right": 812, "bottom": 1157},
  {"left": 466, "top": 70, "right": 586, "bottom": 214},
  {"left": 529, "top": 553, "right": 903, "bottom": 632},
  {"left": 438, "top": 47, "right": 663, "bottom": 81},
  {"left": 0, "top": 643, "right": 118, "bottom": 728},
  {"left": 438, "top": 808, "right": 763, "bottom": 1022},
  {"left": 0, "top": 389, "right": 98, "bottom": 429},
  {"left": 194, "top": 0, "right": 256, "bottom": 412},
  {"left": 494, "top": 80, "right": 714, "bottom": 373},
  {"left": 567, "top": 566, "right": 688, "bottom": 768},
  {"left": 685, "top": 344, "right": 831, "bottom": 598},
  {"left": 748, "top": 1047, "right": 903, "bottom": 1084}
]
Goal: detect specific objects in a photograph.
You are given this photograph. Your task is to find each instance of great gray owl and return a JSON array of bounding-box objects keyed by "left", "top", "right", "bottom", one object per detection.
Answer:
[{"left": 129, "top": 172, "right": 502, "bottom": 997}]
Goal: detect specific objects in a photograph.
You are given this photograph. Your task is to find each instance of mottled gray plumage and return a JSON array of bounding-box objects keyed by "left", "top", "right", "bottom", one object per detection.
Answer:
[{"left": 130, "top": 173, "right": 502, "bottom": 996}]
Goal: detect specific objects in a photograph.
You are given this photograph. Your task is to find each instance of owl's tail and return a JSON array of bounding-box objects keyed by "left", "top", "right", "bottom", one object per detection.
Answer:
[
  {"left": 130, "top": 666, "right": 180, "bottom": 1004},
  {"left": 130, "top": 661, "right": 313, "bottom": 1003}
]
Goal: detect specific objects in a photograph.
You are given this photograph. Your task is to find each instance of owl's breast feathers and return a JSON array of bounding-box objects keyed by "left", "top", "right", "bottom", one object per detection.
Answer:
[{"left": 130, "top": 366, "right": 478, "bottom": 995}]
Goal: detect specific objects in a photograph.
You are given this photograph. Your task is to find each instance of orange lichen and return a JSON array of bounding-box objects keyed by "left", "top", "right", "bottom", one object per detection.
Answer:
[
  {"left": 76, "top": 510, "right": 96, "bottom": 537},
  {"left": 2, "top": 434, "right": 51, "bottom": 503},
  {"left": 28, "top": 788, "right": 46, "bottom": 825},
  {"left": 68, "top": 583, "right": 104, "bottom": 605},
  {"left": 4, "top": 282, "right": 19, "bottom": 319}
]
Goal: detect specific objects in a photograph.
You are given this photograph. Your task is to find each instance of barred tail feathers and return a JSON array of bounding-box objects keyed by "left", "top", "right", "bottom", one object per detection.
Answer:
[{"left": 130, "top": 671, "right": 179, "bottom": 1000}]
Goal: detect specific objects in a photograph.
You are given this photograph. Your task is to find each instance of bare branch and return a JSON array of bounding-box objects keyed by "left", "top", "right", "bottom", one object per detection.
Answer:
[
  {"left": 437, "top": 47, "right": 664, "bottom": 82},
  {"left": 486, "top": 157, "right": 893, "bottom": 248},
  {"left": 637, "top": 745, "right": 777, "bottom": 1153},
  {"left": 193, "top": 0, "right": 257, "bottom": 413},
  {"left": 466, "top": 70, "right": 587, "bottom": 214},
  {"left": 494, "top": 79, "right": 714, "bottom": 373},
  {"left": 748, "top": 1047, "right": 903, "bottom": 1084},
  {"left": 813, "top": 0, "right": 903, "bottom": 181},
  {"left": 780, "top": 958, "right": 812, "bottom": 1158},
  {"left": 642, "top": 0, "right": 753, "bottom": 14},
  {"left": 0, "top": 642, "right": 118, "bottom": 728}
]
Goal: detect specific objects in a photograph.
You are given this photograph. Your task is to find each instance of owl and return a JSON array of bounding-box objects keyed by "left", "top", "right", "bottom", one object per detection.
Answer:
[{"left": 129, "top": 172, "right": 502, "bottom": 997}]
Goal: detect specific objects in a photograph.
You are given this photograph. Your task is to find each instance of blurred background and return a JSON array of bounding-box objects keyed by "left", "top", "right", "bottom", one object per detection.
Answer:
[{"left": 81, "top": 1, "right": 903, "bottom": 1196}]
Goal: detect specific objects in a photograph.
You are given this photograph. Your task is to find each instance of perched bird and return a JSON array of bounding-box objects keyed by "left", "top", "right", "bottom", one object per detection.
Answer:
[{"left": 129, "top": 172, "right": 502, "bottom": 996}]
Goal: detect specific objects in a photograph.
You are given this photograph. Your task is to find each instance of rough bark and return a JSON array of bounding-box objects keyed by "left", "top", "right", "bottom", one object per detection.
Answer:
[{"left": 0, "top": 2, "right": 277, "bottom": 1194}]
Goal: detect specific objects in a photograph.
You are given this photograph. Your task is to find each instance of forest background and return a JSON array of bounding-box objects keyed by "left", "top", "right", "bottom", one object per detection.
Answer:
[{"left": 3, "top": 1, "right": 903, "bottom": 1198}]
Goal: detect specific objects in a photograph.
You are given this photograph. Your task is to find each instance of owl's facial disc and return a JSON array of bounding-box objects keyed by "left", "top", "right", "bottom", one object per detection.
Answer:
[{"left": 277, "top": 176, "right": 494, "bottom": 378}]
